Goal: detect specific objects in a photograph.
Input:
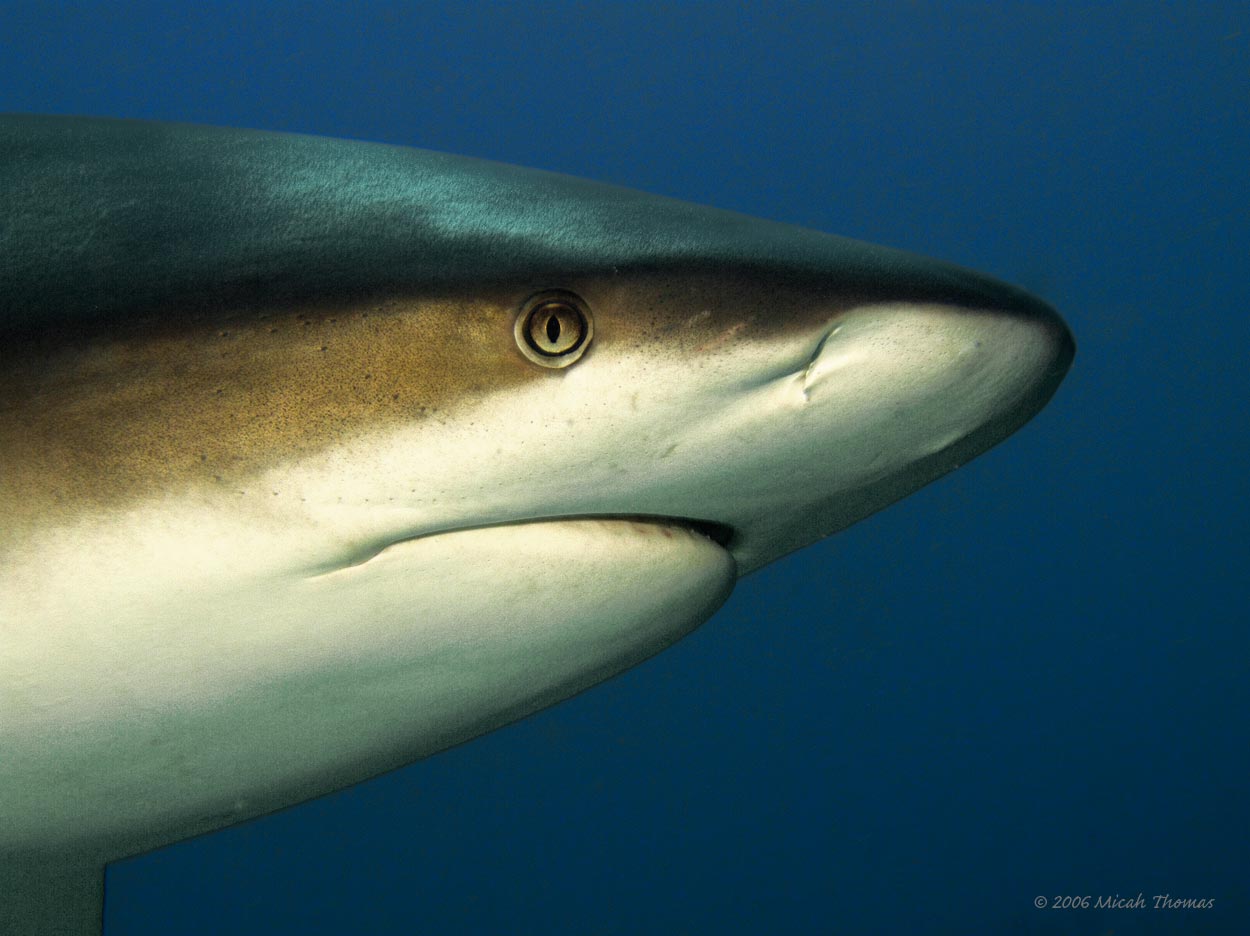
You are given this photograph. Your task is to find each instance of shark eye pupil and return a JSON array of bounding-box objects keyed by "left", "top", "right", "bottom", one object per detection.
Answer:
[
  {"left": 530, "top": 303, "right": 578, "bottom": 353},
  {"left": 516, "top": 292, "right": 593, "bottom": 368}
]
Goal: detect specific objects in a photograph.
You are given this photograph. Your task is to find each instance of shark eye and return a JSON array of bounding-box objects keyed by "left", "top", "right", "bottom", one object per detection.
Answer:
[{"left": 515, "top": 291, "right": 593, "bottom": 368}]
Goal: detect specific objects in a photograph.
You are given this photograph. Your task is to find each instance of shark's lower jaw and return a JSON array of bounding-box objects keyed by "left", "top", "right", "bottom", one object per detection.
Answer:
[{"left": 3, "top": 517, "right": 738, "bottom": 857}]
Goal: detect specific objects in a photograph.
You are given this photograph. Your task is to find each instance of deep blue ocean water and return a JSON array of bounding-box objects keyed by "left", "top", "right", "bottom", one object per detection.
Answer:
[{"left": 4, "top": 3, "right": 1247, "bottom": 934}]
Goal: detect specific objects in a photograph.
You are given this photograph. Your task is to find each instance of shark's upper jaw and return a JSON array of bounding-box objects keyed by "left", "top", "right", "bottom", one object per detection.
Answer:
[
  {"left": 664, "top": 299, "right": 1073, "bottom": 573},
  {"left": 316, "top": 279, "right": 1072, "bottom": 581},
  {"left": 718, "top": 293, "right": 1074, "bottom": 572}
]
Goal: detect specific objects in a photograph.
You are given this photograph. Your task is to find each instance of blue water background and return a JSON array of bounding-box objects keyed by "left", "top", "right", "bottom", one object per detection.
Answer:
[{"left": 3, "top": 3, "right": 1247, "bottom": 933}]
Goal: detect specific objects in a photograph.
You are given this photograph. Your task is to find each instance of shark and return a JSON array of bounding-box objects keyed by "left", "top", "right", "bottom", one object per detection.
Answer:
[{"left": 0, "top": 115, "right": 1073, "bottom": 934}]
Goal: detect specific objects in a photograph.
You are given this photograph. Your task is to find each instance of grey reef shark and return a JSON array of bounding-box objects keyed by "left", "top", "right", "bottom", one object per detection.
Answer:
[{"left": 0, "top": 115, "right": 1073, "bottom": 934}]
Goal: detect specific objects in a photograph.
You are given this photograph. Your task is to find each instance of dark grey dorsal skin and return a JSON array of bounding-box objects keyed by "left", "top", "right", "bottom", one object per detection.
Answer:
[
  {"left": 1, "top": 114, "right": 1045, "bottom": 336},
  {"left": 0, "top": 116, "right": 1072, "bottom": 936}
]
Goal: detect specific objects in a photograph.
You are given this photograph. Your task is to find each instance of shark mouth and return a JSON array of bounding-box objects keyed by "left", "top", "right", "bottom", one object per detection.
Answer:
[{"left": 312, "top": 514, "right": 738, "bottom": 578}]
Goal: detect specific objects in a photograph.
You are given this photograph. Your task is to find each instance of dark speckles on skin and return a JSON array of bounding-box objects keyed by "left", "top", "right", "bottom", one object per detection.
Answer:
[
  {"left": 0, "top": 291, "right": 533, "bottom": 532},
  {"left": 4, "top": 267, "right": 858, "bottom": 540}
]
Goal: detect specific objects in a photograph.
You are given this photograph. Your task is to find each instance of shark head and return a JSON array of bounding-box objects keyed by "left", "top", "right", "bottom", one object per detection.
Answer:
[{"left": 0, "top": 116, "right": 1072, "bottom": 930}]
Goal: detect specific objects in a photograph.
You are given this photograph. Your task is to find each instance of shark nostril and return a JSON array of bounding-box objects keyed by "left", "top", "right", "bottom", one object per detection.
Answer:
[{"left": 801, "top": 323, "right": 842, "bottom": 400}]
